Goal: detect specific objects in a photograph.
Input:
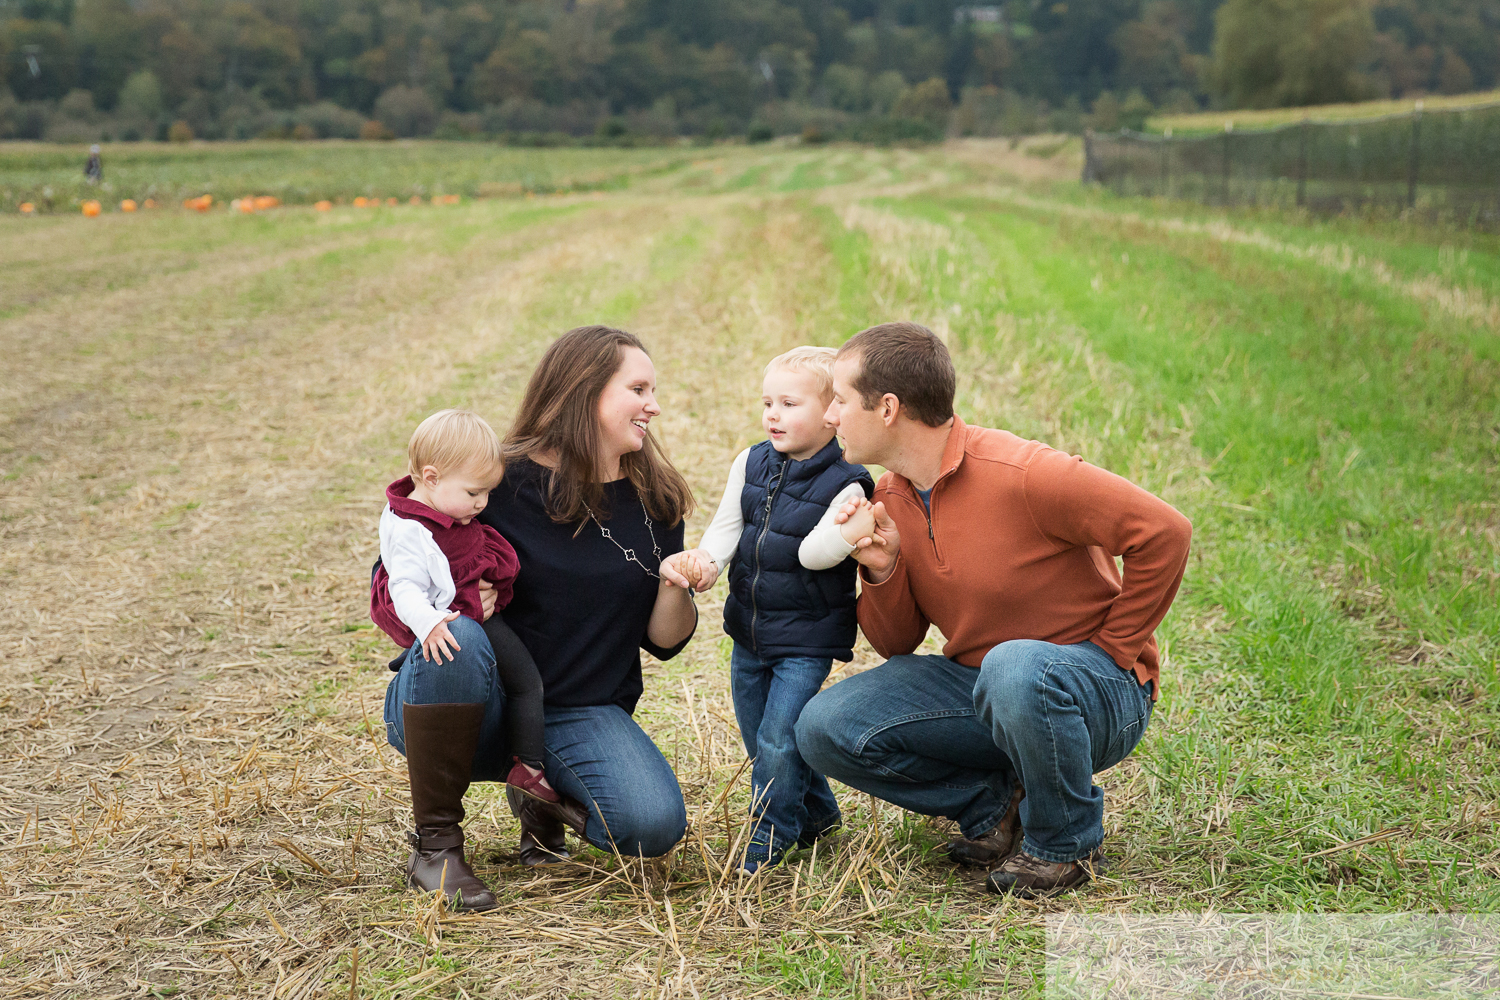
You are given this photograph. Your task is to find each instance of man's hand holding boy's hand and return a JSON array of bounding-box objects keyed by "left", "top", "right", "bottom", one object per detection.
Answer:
[
  {"left": 838, "top": 497, "right": 878, "bottom": 546},
  {"left": 834, "top": 499, "right": 901, "bottom": 584},
  {"left": 660, "top": 549, "right": 718, "bottom": 593}
]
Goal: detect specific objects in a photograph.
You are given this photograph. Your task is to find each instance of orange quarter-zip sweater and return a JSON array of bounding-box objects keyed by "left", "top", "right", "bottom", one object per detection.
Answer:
[{"left": 857, "top": 417, "right": 1192, "bottom": 697}]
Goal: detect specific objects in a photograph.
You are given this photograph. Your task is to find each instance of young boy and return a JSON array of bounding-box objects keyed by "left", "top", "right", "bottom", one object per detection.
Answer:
[{"left": 675, "top": 347, "right": 877, "bottom": 874}]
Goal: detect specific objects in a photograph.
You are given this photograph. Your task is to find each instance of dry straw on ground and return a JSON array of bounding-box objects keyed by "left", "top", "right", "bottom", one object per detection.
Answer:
[{"left": 0, "top": 145, "right": 1168, "bottom": 999}]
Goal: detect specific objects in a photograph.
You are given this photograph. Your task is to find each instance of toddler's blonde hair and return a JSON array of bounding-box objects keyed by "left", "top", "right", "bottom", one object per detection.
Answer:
[
  {"left": 765, "top": 345, "right": 836, "bottom": 400},
  {"left": 407, "top": 409, "right": 504, "bottom": 479}
]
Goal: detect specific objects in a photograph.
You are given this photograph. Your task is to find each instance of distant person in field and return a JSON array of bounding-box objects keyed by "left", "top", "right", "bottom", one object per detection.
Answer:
[
  {"left": 673, "top": 346, "right": 875, "bottom": 875},
  {"left": 378, "top": 326, "right": 702, "bottom": 899},
  {"left": 370, "top": 409, "right": 560, "bottom": 912},
  {"left": 795, "top": 322, "right": 1192, "bottom": 899},
  {"left": 84, "top": 145, "right": 102, "bottom": 185}
]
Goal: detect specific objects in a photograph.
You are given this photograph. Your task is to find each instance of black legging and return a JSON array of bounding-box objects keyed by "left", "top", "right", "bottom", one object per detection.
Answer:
[{"left": 481, "top": 613, "right": 546, "bottom": 769}]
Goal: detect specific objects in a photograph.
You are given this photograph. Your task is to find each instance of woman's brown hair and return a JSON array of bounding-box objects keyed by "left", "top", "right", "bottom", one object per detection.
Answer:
[{"left": 503, "top": 325, "right": 695, "bottom": 527}]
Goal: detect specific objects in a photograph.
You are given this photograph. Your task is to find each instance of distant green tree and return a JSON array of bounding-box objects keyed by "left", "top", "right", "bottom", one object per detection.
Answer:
[
  {"left": 893, "top": 76, "right": 950, "bottom": 129},
  {"left": 1437, "top": 46, "right": 1473, "bottom": 95},
  {"left": 1120, "top": 88, "right": 1154, "bottom": 131},
  {"left": 822, "top": 62, "right": 866, "bottom": 111},
  {"left": 1211, "top": 0, "right": 1376, "bottom": 108},
  {"left": 116, "top": 69, "right": 162, "bottom": 121},
  {"left": 867, "top": 69, "right": 906, "bottom": 115},
  {"left": 374, "top": 84, "right": 438, "bottom": 137},
  {"left": 1114, "top": 1, "right": 1192, "bottom": 103},
  {"left": 1088, "top": 90, "right": 1121, "bottom": 131}
]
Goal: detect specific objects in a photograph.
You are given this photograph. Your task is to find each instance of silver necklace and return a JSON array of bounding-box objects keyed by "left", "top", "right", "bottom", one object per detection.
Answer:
[{"left": 580, "top": 499, "right": 661, "bottom": 579}]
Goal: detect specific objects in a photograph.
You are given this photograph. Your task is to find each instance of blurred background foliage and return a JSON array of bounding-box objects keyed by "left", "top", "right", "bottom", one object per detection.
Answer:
[{"left": 0, "top": 0, "right": 1497, "bottom": 144}]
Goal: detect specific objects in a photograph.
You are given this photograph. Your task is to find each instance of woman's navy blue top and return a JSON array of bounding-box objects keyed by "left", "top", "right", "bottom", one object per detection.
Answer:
[{"left": 479, "top": 458, "right": 692, "bottom": 713}]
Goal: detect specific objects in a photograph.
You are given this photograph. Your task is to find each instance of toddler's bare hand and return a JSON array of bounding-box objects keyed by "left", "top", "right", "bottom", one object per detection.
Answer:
[
  {"left": 832, "top": 498, "right": 864, "bottom": 524},
  {"left": 839, "top": 497, "right": 878, "bottom": 545},
  {"left": 422, "top": 613, "right": 462, "bottom": 663}
]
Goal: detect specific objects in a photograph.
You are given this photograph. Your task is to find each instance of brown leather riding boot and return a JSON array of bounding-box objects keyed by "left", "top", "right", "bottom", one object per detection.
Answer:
[
  {"left": 506, "top": 786, "right": 569, "bottom": 866},
  {"left": 948, "top": 784, "right": 1026, "bottom": 868},
  {"left": 403, "top": 702, "right": 497, "bottom": 912}
]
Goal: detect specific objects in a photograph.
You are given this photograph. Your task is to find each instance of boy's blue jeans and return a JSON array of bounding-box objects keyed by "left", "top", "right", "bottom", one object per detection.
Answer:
[
  {"left": 729, "top": 643, "right": 842, "bottom": 856},
  {"left": 795, "top": 640, "right": 1151, "bottom": 864}
]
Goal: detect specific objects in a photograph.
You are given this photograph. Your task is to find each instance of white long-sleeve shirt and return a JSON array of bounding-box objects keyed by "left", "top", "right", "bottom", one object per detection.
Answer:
[
  {"left": 697, "top": 447, "right": 863, "bottom": 573},
  {"left": 379, "top": 506, "right": 459, "bottom": 644}
]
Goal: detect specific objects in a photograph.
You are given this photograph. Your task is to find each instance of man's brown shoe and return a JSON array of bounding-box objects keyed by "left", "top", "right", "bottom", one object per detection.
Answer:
[
  {"left": 984, "top": 847, "right": 1103, "bottom": 899},
  {"left": 948, "top": 785, "right": 1025, "bottom": 868}
]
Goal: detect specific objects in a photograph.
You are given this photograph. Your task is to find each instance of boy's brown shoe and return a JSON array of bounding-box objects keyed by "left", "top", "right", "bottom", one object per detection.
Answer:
[
  {"left": 984, "top": 847, "right": 1103, "bottom": 899},
  {"left": 948, "top": 785, "right": 1024, "bottom": 868}
]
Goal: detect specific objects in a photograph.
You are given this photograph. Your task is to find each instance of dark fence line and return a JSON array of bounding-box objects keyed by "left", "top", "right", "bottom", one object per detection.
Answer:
[{"left": 1082, "top": 100, "right": 1500, "bottom": 227}]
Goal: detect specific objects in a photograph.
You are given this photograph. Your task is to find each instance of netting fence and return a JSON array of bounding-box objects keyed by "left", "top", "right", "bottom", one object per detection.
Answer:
[{"left": 1083, "top": 100, "right": 1500, "bottom": 228}]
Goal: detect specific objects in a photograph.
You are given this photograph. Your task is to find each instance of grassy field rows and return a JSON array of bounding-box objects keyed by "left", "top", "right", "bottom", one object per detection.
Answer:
[{"left": 0, "top": 141, "right": 1496, "bottom": 997}]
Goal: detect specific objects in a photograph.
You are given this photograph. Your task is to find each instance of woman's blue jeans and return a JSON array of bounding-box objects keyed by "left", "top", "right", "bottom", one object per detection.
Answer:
[
  {"left": 795, "top": 639, "right": 1151, "bottom": 864},
  {"left": 383, "top": 616, "right": 687, "bottom": 858},
  {"left": 729, "top": 643, "right": 841, "bottom": 856}
]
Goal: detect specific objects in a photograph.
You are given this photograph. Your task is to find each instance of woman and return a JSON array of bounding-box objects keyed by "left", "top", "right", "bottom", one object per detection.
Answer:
[{"left": 381, "top": 325, "right": 703, "bottom": 912}]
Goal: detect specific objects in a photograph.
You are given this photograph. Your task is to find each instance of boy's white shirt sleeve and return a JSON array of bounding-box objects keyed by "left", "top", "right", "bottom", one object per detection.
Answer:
[
  {"left": 696, "top": 447, "right": 751, "bottom": 571},
  {"left": 797, "top": 482, "right": 866, "bottom": 570},
  {"left": 379, "top": 506, "right": 457, "bottom": 644}
]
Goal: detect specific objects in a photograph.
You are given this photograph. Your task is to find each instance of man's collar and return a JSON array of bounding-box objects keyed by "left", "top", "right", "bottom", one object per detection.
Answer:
[{"left": 936, "top": 415, "right": 967, "bottom": 481}]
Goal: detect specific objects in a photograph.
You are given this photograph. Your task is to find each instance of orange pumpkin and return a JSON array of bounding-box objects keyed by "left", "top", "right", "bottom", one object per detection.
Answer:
[
  {"left": 143, "top": 198, "right": 158, "bottom": 209},
  {"left": 183, "top": 194, "right": 213, "bottom": 212},
  {"left": 237, "top": 198, "right": 255, "bottom": 213},
  {"left": 353, "top": 196, "right": 368, "bottom": 208},
  {"left": 19, "top": 202, "right": 35, "bottom": 214},
  {"left": 409, "top": 195, "right": 422, "bottom": 205},
  {"left": 120, "top": 199, "right": 137, "bottom": 212},
  {"left": 81, "top": 200, "right": 102, "bottom": 217},
  {"left": 254, "top": 195, "right": 279, "bottom": 210},
  {"left": 314, "top": 200, "right": 332, "bottom": 211}
]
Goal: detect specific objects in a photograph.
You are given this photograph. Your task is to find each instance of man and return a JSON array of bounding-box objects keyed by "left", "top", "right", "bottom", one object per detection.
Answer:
[{"left": 794, "top": 321, "right": 1191, "bottom": 898}]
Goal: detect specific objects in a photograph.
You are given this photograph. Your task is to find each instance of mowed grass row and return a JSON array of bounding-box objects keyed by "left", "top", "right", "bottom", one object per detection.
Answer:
[{"left": 2, "top": 145, "right": 1496, "bottom": 998}]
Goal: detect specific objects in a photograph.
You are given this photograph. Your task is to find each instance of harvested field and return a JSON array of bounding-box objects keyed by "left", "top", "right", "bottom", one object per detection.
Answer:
[{"left": 1, "top": 140, "right": 1497, "bottom": 998}]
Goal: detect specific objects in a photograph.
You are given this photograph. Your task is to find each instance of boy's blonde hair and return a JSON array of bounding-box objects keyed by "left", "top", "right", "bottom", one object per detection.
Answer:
[
  {"left": 407, "top": 409, "right": 503, "bottom": 479},
  {"left": 765, "top": 345, "right": 837, "bottom": 400}
]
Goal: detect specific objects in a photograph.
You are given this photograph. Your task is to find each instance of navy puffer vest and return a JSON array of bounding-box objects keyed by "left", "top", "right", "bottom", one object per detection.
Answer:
[{"left": 723, "top": 438, "right": 874, "bottom": 661}]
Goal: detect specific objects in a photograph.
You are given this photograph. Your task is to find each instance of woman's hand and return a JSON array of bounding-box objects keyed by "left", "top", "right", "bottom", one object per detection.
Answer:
[
  {"left": 660, "top": 549, "right": 718, "bottom": 593},
  {"left": 477, "top": 579, "right": 498, "bottom": 621},
  {"left": 648, "top": 557, "right": 699, "bottom": 649}
]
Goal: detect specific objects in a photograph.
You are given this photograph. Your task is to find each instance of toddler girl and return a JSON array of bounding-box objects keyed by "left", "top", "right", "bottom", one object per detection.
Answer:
[{"left": 372, "top": 408, "right": 557, "bottom": 804}]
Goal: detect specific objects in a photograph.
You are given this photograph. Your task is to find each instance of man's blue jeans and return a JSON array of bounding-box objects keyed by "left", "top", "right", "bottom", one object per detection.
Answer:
[
  {"left": 729, "top": 643, "right": 841, "bottom": 856},
  {"left": 383, "top": 616, "right": 687, "bottom": 858},
  {"left": 795, "top": 640, "right": 1151, "bottom": 863}
]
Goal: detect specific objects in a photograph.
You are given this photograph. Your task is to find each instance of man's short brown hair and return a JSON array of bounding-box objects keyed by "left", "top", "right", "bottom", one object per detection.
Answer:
[{"left": 836, "top": 322, "right": 955, "bottom": 427}]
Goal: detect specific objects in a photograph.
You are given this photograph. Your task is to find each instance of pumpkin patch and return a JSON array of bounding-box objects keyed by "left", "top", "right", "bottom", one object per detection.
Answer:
[{"left": 81, "top": 200, "right": 102, "bottom": 217}]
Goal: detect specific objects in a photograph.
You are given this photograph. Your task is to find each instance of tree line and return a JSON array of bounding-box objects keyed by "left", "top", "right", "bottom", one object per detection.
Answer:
[{"left": 1, "top": 0, "right": 1496, "bottom": 143}]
